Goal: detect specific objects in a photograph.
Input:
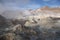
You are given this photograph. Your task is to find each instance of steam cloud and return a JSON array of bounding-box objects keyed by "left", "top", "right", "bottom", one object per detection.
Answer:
[{"left": 0, "top": 0, "right": 31, "bottom": 19}]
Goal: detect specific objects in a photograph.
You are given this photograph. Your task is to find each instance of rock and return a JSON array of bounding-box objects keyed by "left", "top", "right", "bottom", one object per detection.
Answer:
[
  {"left": 0, "top": 33, "right": 15, "bottom": 40},
  {"left": 11, "top": 19, "right": 28, "bottom": 27}
]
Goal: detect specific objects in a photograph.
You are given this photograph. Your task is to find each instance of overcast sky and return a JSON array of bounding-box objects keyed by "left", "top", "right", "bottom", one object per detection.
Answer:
[{"left": 0, "top": 0, "right": 60, "bottom": 9}]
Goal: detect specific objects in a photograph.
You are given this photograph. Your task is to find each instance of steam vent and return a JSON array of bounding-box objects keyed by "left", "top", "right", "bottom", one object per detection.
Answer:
[{"left": 0, "top": 0, "right": 60, "bottom": 40}]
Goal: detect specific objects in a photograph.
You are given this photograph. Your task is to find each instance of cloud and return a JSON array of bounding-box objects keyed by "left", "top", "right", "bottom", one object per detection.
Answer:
[
  {"left": 0, "top": 0, "right": 30, "bottom": 11},
  {"left": 0, "top": 0, "right": 31, "bottom": 19},
  {"left": 43, "top": 0, "right": 51, "bottom": 2},
  {"left": 0, "top": 0, "right": 31, "bottom": 14},
  {"left": 24, "top": 4, "right": 41, "bottom": 9},
  {"left": 0, "top": 0, "right": 30, "bottom": 6},
  {"left": 51, "top": 5, "right": 60, "bottom": 8}
]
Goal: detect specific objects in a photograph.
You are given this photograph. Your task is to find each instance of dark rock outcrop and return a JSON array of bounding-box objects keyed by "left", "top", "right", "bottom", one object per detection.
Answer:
[{"left": 0, "top": 15, "right": 9, "bottom": 29}]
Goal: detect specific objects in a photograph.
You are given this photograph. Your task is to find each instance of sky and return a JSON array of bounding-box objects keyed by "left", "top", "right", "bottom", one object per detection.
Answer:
[{"left": 0, "top": 0, "right": 60, "bottom": 9}]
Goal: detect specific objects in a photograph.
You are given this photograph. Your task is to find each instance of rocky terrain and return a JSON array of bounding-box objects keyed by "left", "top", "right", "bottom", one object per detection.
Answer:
[{"left": 0, "top": 6, "right": 60, "bottom": 40}]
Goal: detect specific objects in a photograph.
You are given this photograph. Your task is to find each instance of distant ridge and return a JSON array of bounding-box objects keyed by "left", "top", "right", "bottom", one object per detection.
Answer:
[{"left": 40, "top": 6, "right": 60, "bottom": 13}]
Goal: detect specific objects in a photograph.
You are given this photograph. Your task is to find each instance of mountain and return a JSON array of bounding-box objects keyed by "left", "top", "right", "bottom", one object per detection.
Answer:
[
  {"left": 29, "top": 6, "right": 60, "bottom": 18},
  {"left": 41, "top": 6, "right": 60, "bottom": 13},
  {"left": 0, "top": 15, "right": 11, "bottom": 30},
  {"left": 0, "top": 15, "right": 6, "bottom": 26}
]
